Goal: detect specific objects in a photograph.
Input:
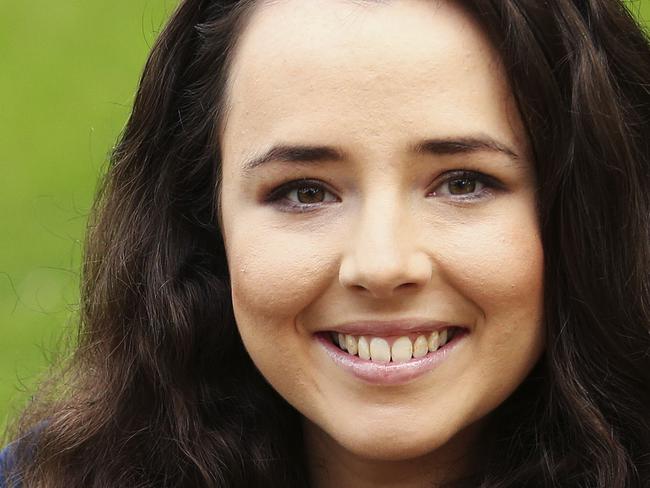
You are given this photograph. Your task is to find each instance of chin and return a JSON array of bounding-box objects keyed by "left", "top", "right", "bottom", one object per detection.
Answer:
[{"left": 315, "top": 415, "right": 480, "bottom": 463}]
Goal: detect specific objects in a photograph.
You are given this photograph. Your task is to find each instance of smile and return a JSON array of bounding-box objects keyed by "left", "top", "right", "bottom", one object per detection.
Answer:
[
  {"left": 329, "top": 327, "right": 461, "bottom": 363},
  {"left": 315, "top": 326, "right": 467, "bottom": 385}
]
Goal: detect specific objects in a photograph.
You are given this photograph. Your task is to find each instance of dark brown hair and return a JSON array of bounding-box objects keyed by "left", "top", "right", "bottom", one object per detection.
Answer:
[{"left": 6, "top": 0, "right": 650, "bottom": 486}]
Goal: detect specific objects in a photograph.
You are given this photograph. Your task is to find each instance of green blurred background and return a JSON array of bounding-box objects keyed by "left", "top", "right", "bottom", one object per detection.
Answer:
[
  {"left": 1, "top": 1, "right": 649, "bottom": 432},
  {"left": 0, "top": 0, "right": 177, "bottom": 431}
]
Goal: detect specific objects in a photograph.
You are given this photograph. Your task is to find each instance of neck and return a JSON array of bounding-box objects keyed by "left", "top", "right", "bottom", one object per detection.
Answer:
[{"left": 303, "top": 419, "right": 482, "bottom": 488}]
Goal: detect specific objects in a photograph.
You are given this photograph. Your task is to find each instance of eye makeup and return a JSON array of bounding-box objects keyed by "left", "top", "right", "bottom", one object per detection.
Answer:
[{"left": 263, "top": 170, "right": 506, "bottom": 212}]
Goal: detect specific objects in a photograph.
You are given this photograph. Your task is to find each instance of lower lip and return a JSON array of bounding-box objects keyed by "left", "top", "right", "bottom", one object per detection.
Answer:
[{"left": 314, "top": 331, "right": 466, "bottom": 385}]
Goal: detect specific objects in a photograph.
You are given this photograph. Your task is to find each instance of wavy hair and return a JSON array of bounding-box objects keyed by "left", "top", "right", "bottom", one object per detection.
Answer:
[{"left": 6, "top": 0, "right": 650, "bottom": 486}]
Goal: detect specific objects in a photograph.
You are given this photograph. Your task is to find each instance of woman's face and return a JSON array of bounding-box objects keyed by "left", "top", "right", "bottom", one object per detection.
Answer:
[{"left": 220, "top": 0, "right": 544, "bottom": 467}]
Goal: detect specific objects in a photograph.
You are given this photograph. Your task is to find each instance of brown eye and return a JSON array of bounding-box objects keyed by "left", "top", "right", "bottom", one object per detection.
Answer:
[
  {"left": 428, "top": 170, "right": 500, "bottom": 201},
  {"left": 447, "top": 178, "right": 477, "bottom": 195},
  {"left": 265, "top": 179, "right": 338, "bottom": 210},
  {"left": 296, "top": 185, "right": 326, "bottom": 203}
]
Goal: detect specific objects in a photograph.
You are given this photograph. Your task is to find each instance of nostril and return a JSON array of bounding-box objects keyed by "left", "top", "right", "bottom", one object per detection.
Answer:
[
  {"left": 338, "top": 250, "right": 432, "bottom": 299},
  {"left": 396, "top": 282, "right": 419, "bottom": 292}
]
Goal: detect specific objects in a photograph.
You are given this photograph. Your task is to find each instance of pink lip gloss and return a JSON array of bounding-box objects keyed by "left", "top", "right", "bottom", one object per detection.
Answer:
[{"left": 314, "top": 330, "right": 466, "bottom": 385}]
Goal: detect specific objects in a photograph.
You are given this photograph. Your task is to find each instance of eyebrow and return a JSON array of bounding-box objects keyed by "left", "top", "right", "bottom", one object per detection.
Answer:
[{"left": 240, "top": 135, "right": 520, "bottom": 175}]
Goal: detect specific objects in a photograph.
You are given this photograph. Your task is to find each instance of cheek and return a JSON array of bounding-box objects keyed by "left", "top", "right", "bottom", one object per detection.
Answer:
[
  {"left": 428, "top": 201, "right": 545, "bottom": 381},
  {"left": 227, "top": 216, "right": 340, "bottom": 326},
  {"left": 446, "top": 204, "right": 545, "bottom": 391},
  {"left": 224, "top": 217, "right": 342, "bottom": 397},
  {"left": 437, "top": 202, "right": 544, "bottom": 318}
]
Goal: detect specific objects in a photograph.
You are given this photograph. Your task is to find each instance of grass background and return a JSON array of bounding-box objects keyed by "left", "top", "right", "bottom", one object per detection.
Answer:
[{"left": 1, "top": 1, "right": 649, "bottom": 432}]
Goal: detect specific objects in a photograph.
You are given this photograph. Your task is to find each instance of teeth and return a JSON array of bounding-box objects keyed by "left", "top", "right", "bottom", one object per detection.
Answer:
[
  {"left": 332, "top": 329, "right": 456, "bottom": 362},
  {"left": 391, "top": 337, "right": 413, "bottom": 363},
  {"left": 338, "top": 333, "right": 347, "bottom": 351},
  {"left": 369, "top": 337, "right": 391, "bottom": 362},
  {"left": 439, "top": 329, "right": 448, "bottom": 347},
  {"left": 428, "top": 331, "right": 439, "bottom": 352},
  {"left": 345, "top": 335, "right": 358, "bottom": 355},
  {"left": 358, "top": 336, "right": 371, "bottom": 360},
  {"left": 413, "top": 335, "right": 428, "bottom": 358}
]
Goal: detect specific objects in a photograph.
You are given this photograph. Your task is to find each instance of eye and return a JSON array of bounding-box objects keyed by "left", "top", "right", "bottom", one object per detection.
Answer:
[
  {"left": 265, "top": 179, "right": 338, "bottom": 211},
  {"left": 429, "top": 170, "right": 502, "bottom": 200},
  {"left": 446, "top": 176, "right": 482, "bottom": 195}
]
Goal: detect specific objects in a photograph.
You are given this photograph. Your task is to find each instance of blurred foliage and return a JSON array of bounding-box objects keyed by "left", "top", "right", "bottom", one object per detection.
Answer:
[{"left": 0, "top": 1, "right": 649, "bottom": 431}]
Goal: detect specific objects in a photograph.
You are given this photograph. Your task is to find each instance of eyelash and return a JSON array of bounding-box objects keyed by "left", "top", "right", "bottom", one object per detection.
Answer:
[{"left": 264, "top": 170, "right": 504, "bottom": 212}]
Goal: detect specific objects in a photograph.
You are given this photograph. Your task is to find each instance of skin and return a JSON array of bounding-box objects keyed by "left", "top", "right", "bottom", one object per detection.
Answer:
[{"left": 219, "top": 0, "right": 545, "bottom": 486}]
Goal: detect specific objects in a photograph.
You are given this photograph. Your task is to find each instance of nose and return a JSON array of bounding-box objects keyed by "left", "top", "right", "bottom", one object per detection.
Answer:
[{"left": 338, "top": 196, "right": 432, "bottom": 299}]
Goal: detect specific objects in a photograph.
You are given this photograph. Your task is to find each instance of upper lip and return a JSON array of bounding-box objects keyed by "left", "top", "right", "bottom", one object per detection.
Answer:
[{"left": 325, "top": 318, "right": 460, "bottom": 337}]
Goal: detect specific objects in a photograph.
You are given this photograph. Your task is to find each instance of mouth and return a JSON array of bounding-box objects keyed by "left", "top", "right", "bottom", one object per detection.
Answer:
[
  {"left": 325, "top": 326, "right": 464, "bottom": 363},
  {"left": 314, "top": 326, "right": 468, "bottom": 385}
]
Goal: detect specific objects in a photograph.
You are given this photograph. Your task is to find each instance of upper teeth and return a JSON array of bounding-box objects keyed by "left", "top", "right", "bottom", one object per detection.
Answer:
[{"left": 332, "top": 329, "right": 452, "bottom": 363}]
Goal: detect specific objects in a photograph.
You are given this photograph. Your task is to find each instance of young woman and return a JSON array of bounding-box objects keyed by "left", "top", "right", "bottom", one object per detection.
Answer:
[{"left": 2, "top": 0, "right": 649, "bottom": 486}]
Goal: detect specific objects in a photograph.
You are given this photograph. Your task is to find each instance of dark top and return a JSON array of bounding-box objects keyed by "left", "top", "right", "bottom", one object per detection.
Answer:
[
  {"left": 1, "top": 422, "right": 47, "bottom": 486},
  {"left": 0, "top": 444, "right": 16, "bottom": 488}
]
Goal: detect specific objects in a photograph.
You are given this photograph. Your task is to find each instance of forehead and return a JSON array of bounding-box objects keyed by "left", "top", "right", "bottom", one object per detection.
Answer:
[{"left": 222, "top": 0, "right": 523, "bottom": 165}]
